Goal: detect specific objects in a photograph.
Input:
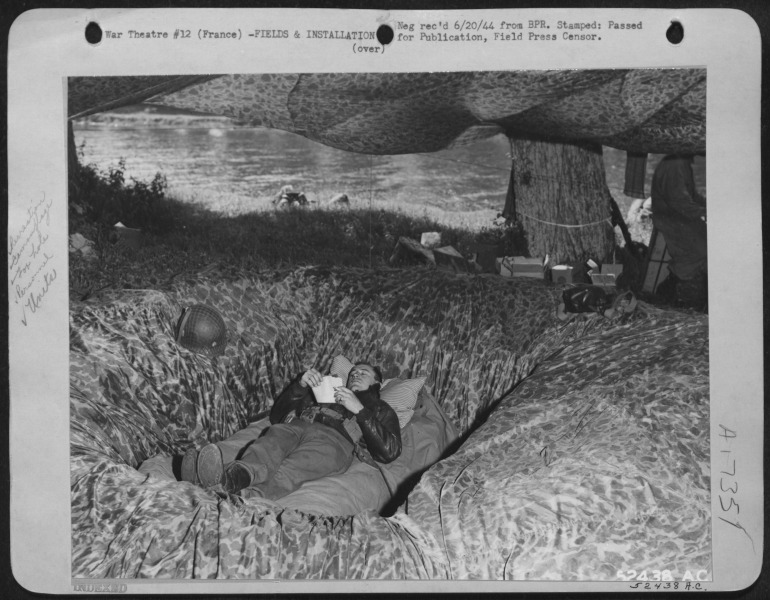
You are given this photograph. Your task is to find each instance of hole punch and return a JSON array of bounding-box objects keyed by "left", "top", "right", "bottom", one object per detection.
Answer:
[
  {"left": 85, "top": 21, "right": 103, "bottom": 45},
  {"left": 666, "top": 20, "right": 684, "bottom": 45},
  {"left": 376, "top": 24, "right": 394, "bottom": 45}
]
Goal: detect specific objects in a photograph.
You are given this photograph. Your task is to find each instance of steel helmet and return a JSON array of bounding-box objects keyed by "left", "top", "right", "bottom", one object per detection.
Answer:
[{"left": 174, "top": 304, "right": 228, "bottom": 357}]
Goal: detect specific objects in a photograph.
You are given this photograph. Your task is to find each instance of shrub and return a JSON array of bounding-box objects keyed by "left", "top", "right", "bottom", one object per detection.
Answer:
[
  {"left": 69, "top": 160, "right": 175, "bottom": 234},
  {"left": 475, "top": 215, "right": 529, "bottom": 257}
]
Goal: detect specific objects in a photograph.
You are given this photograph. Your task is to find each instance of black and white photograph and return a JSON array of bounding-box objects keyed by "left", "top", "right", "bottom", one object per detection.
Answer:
[{"left": 7, "top": 7, "right": 763, "bottom": 594}]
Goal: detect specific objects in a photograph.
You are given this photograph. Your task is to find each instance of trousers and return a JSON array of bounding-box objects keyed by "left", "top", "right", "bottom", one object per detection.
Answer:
[
  {"left": 234, "top": 420, "right": 354, "bottom": 500},
  {"left": 653, "top": 218, "right": 707, "bottom": 281}
]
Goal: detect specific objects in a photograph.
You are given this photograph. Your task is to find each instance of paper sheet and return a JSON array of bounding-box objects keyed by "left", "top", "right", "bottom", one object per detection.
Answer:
[{"left": 312, "top": 376, "right": 344, "bottom": 404}]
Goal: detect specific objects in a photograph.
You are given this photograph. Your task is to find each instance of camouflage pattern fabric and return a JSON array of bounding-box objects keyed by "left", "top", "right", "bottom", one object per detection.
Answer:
[
  {"left": 70, "top": 266, "right": 709, "bottom": 579},
  {"left": 69, "top": 69, "right": 706, "bottom": 155},
  {"left": 404, "top": 305, "right": 710, "bottom": 580}
]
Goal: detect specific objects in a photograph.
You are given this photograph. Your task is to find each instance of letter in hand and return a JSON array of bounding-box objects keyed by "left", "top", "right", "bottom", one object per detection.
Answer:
[
  {"left": 309, "top": 374, "right": 344, "bottom": 403},
  {"left": 300, "top": 368, "right": 323, "bottom": 388},
  {"left": 333, "top": 386, "right": 364, "bottom": 415}
]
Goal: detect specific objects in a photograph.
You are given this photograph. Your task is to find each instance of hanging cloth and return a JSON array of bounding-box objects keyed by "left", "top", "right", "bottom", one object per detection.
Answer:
[{"left": 623, "top": 151, "right": 648, "bottom": 199}]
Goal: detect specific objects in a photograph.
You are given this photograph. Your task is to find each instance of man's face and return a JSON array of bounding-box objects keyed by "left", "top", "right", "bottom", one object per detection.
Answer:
[{"left": 347, "top": 364, "right": 378, "bottom": 391}]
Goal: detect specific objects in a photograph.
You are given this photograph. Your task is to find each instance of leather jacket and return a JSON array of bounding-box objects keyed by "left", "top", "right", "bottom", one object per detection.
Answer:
[{"left": 270, "top": 377, "right": 402, "bottom": 464}]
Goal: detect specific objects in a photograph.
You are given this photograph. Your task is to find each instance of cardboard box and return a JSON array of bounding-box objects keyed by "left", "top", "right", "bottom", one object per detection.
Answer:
[
  {"left": 589, "top": 273, "right": 618, "bottom": 287},
  {"left": 601, "top": 264, "right": 624, "bottom": 278},
  {"left": 473, "top": 242, "right": 500, "bottom": 274},
  {"left": 497, "top": 256, "right": 545, "bottom": 279},
  {"left": 434, "top": 245, "right": 470, "bottom": 273},
  {"left": 551, "top": 265, "right": 574, "bottom": 284},
  {"left": 420, "top": 231, "right": 442, "bottom": 249},
  {"left": 389, "top": 236, "right": 435, "bottom": 266},
  {"left": 589, "top": 264, "right": 623, "bottom": 288}
]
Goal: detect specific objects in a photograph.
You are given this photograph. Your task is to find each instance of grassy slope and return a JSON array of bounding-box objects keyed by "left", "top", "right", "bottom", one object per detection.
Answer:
[
  {"left": 68, "top": 162, "right": 500, "bottom": 299},
  {"left": 68, "top": 138, "right": 667, "bottom": 301}
]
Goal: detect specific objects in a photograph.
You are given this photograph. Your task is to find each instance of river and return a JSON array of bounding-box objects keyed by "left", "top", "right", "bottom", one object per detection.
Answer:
[
  {"left": 73, "top": 125, "right": 513, "bottom": 215},
  {"left": 72, "top": 123, "right": 704, "bottom": 218}
]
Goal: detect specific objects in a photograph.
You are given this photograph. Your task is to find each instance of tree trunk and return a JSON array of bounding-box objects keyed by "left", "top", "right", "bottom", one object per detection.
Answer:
[{"left": 507, "top": 138, "right": 615, "bottom": 265}]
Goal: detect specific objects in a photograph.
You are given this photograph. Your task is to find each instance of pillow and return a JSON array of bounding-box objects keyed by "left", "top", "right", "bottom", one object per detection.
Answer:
[
  {"left": 329, "top": 355, "right": 425, "bottom": 429},
  {"left": 380, "top": 377, "right": 426, "bottom": 428},
  {"left": 330, "top": 355, "right": 355, "bottom": 381}
]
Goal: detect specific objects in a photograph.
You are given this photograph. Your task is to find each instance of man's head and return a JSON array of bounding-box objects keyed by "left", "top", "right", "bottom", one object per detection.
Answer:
[{"left": 347, "top": 362, "right": 382, "bottom": 391}]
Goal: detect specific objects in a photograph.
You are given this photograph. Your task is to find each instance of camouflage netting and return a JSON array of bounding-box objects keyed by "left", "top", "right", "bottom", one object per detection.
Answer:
[
  {"left": 70, "top": 266, "right": 709, "bottom": 579},
  {"left": 69, "top": 69, "right": 706, "bottom": 156}
]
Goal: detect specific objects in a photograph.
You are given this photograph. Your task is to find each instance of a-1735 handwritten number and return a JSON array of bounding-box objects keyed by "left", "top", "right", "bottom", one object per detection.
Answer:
[{"left": 718, "top": 424, "right": 755, "bottom": 552}]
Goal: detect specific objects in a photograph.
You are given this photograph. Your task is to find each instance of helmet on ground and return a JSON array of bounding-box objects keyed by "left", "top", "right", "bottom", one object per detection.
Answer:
[{"left": 174, "top": 304, "right": 228, "bottom": 357}]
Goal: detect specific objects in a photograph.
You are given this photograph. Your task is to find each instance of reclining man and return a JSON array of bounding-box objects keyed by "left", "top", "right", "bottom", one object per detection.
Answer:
[{"left": 182, "top": 362, "right": 402, "bottom": 500}]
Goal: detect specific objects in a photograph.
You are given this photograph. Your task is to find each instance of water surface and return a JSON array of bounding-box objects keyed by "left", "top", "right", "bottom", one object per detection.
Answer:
[
  {"left": 74, "top": 126, "right": 513, "bottom": 215},
  {"left": 73, "top": 124, "right": 704, "bottom": 218}
]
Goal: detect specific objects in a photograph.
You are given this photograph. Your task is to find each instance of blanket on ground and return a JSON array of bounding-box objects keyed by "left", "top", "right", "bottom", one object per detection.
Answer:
[{"left": 70, "top": 266, "right": 709, "bottom": 579}]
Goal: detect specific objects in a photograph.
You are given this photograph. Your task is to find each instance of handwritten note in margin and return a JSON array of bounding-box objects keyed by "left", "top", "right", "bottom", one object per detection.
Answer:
[{"left": 8, "top": 193, "right": 57, "bottom": 326}]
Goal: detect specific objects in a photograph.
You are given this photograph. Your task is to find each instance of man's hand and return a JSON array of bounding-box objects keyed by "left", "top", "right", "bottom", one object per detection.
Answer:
[
  {"left": 299, "top": 368, "right": 323, "bottom": 388},
  {"left": 333, "top": 386, "right": 364, "bottom": 414}
]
